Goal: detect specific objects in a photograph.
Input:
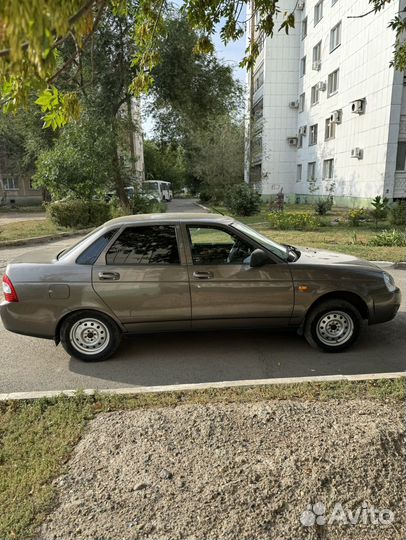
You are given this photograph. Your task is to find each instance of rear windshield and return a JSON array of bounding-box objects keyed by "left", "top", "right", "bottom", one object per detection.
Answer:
[{"left": 57, "top": 226, "right": 105, "bottom": 260}]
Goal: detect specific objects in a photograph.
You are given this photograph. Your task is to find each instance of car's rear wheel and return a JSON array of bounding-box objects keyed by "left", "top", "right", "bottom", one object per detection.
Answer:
[
  {"left": 60, "top": 311, "right": 122, "bottom": 362},
  {"left": 304, "top": 299, "right": 362, "bottom": 352}
]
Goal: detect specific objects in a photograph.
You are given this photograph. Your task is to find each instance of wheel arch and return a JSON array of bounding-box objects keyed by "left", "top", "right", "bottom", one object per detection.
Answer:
[
  {"left": 54, "top": 307, "right": 124, "bottom": 345},
  {"left": 306, "top": 291, "right": 370, "bottom": 321}
]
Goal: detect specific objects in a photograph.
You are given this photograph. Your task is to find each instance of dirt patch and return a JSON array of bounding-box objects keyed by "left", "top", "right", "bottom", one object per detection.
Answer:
[{"left": 41, "top": 400, "right": 405, "bottom": 540}]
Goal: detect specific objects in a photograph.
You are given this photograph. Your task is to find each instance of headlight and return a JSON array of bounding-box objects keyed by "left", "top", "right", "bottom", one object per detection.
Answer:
[{"left": 383, "top": 272, "right": 396, "bottom": 293}]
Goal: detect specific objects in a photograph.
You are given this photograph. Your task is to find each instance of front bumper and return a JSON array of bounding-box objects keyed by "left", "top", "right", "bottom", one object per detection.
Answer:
[{"left": 369, "top": 287, "right": 402, "bottom": 324}]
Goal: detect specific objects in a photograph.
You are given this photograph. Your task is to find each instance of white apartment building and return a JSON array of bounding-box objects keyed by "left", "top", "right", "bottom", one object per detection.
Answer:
[{"left": 245, "top": 0, "right": 406, "bottom": 207}]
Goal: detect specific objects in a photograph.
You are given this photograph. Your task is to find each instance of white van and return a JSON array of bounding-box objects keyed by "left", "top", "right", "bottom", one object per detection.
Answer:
[{"left": 143, "top": 180, "right": 173, "bottom": 201}]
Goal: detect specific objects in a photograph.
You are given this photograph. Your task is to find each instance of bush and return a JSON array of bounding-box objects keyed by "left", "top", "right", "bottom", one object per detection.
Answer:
[
  {"left": 47, "top": 200, "right": 111, "bottom": 228},
  {"left": 314, "top": 197, "right": 333, "bottom": 216},
  {"left": 390, "top": 201, "right": 406, "bottom": 226},
  {"left": 347, "top": 208, "right": 367, "bottom": 227},
  {"left": 268, "top": 212, "right": 320, "bottom": 230},
  {"left": 225, "top": 184, "right": 261, "bottom": 216},
  {"left": 368, "top": 229, "right": 406, "bottom": 247},
  {"left": 370, "top": 195, "right": 389, "bottom": 227}
]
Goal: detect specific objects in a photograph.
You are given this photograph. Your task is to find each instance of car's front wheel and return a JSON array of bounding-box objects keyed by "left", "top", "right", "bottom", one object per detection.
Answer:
[
  {"left": 304, "top": 299, "right": 362, "bottom": 352},
  {"left": 60, "top": 310, "right": 122, "bottom": 362}
]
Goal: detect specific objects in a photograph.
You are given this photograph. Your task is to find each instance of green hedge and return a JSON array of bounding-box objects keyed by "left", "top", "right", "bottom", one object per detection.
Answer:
[
  {"left": 46, "top": 200, "right": 111, "bottom": 228},
  {"left": 268, "top": 212, "right": 320, "bottom": 231}
]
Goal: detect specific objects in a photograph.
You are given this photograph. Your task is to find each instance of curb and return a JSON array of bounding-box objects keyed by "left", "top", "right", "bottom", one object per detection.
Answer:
[
  {"left": 0, "top": 229, "right": 91, "bottom": 248},
  {"left": 0, "top": 372, "right": 404, "bottom": 401},
  {"left": 193, "top": 201, "right": 211, "bottom": 212}
]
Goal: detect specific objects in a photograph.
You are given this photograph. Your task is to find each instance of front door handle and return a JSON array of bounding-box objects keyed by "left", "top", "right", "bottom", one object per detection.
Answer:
[
  {"left": 193, "top": 271, "right": 214, "bottom": 279},
  {"left": 98, "top": 271, "right": 120, "bottom": 281}
]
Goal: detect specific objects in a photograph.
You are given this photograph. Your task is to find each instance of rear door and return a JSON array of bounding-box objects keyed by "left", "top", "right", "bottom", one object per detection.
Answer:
[
  {"left": 183, "top": 224, "right": 294, "bottom": 327},
  {"left": 92, "top": 224, "right": 191, "bottom": 331}
]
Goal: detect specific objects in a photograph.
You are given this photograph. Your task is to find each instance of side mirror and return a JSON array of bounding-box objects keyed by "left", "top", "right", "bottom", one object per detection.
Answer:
[{"left": 250, "top": 248, "right": 270, "bottom": 267}]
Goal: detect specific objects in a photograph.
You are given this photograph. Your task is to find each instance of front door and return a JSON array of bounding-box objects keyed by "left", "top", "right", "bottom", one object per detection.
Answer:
[
  {"left": 92, "top": 224, "right": 191, "bottom": 332},
  {"left": 184, "top": 224, "right": 294, "bottom": 327}
]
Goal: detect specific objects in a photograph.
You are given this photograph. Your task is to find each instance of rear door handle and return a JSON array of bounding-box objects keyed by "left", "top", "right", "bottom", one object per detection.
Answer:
[
  {"left": 193, "top": 271, "right": 214, "bottom": 279},
  {"left": 98, "top": 271, "right": 120, "bottom": 281}
]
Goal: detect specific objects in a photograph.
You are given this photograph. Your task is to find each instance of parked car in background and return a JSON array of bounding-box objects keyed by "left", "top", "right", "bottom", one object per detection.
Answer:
[{"left": 1, "top": 213, "right": 401, "bottom": 362}]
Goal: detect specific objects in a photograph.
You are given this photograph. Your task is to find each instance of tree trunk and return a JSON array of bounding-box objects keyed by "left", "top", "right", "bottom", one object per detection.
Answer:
[{"left": 111, "top": 122, "right": 129, "bottom": 209}]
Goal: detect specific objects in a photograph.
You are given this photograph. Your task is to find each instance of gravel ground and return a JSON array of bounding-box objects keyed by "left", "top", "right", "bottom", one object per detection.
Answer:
[{"left": 41, "top": 400, "right": 405, "bottom": 540}]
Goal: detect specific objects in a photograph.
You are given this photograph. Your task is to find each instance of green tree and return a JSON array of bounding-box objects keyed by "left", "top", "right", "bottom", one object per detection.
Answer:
[{"left": 143, "top": 140, "right": 187, "bottom": 191}]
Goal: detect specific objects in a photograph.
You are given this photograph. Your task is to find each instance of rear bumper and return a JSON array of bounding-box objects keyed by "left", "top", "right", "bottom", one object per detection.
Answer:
[
  {"left": 0, "top": 301, "right": 54, "bottom": 339},
  {"left": 369, "top": 287, "right": 401, "bottom": 325}
]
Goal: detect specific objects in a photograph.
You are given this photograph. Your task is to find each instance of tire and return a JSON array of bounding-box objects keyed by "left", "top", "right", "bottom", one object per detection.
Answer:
[
  {"left": 304, "top": 299, "right": 362, "bottom": 353},
  {"left": 60, "top": 310, "right": 122, "bottom": 362}
]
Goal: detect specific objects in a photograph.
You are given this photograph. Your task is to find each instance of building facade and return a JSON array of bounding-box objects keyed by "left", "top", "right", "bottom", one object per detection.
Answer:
[{"left": 245, "top": 0, "right": 406, "bottom": 207}]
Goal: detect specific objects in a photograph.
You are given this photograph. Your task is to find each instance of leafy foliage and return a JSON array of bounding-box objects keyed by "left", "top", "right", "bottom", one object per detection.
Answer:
[
  {"left": 225, "top": 184, "right": 261, "bottom": 216},
  {"left": 314, "top": 197, "right": 334, "bottom": 216},
  {"left": 389, "top": 201, "right": 406, "bottom": 226},
  {"left": 143, "top": 141, "right": 187, "bottom": 192},
  {"left": 368, "top": 229, "right": 406, "bottom": 247},
  {"left": 268, "top": 212, "right": 321, "bottom": 231},
  {"left": 370, "top": 195, "right": 390, "bottom": 228},
  {"left": 347, "top": 208, "right": 368, "bottom": 227},
  {"left": 46, "top": 199, "right": 111, "bottom": 228}
]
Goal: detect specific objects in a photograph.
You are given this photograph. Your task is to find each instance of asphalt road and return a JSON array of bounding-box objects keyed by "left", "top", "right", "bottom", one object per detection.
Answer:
[{"left": 0, "top": 199, "right": 405, "bottom": 393}]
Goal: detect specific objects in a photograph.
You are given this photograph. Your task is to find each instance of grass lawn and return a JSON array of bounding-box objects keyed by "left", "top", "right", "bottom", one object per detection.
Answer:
[
  {"left": 0, "top": 220, "right": 72, "bottom": 243},
  {"left": 0, "top": 378, "right": 404, "bottom": 539},
  {"left": 210, "top": 204, "right": 406, "bottom": 262}
]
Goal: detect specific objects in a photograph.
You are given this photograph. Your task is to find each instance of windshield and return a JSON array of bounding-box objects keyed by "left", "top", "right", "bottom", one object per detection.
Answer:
[
  {"left": 231, "top": 221, "right": 289, "bottom": 261},
  {"left": 143, "top": 182, "right": 159, "bottom": 192}
]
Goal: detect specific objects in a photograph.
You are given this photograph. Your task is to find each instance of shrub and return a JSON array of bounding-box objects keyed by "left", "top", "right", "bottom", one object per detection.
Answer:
[
  {"left": 370, "top": 195, "right": 389, "bottom": 227},
  {"left": 225, "top": 184, "right": 261, "bottom": 216},
  {"left": 47, "top": 200, "right": 111, "bottom": 228},
  {"left": 347, "top": 208, "right": 367, "bottom": 227},
  {"left": 368, "top": 229, "right": 406, "bottom": 247},
  {"left": 268, "top": 212, "right": 320, "bottom": 230},
  {"left": 389, "top": 201, "right": 406, "bottom": 226},
  {"left": 314, "top": 197, "right": 333, "bottom": 216}
]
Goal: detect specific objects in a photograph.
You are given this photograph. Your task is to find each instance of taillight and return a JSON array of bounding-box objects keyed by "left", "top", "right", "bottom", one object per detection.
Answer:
[{"left": 2, "top": 275, "right": 19, "bottom": 302}]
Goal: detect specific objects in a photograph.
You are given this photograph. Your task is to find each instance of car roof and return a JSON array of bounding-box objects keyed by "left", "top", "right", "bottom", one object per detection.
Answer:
[{"left": 105, "top": 212, "right": 234, "bottom": 227}]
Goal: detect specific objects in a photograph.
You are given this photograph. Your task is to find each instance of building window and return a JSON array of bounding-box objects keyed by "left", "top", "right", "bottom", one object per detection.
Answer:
[
  {"left": 2, "top": 178, "right": 18, "bottom": 190},
  {"left": 312, "top": 41, "right": 322, "bottom": 69},
  {"left": 314, "top": 0, "right": 323, "bottom": 25},
  {"left": 252, "top": 99, "right": 263, "bottom": 130},
  {"left": 328, "top": 69, "right": 339, "bottom": 96},
  {"left": 300, "top": 56, "right": 306, "bottom": 77},
  {"left": 325, "top": 117, "right": 336, "bottom": 140},
  {"left": 309, "top": 124, "right": 318, "bottom": 146},
  {"left": 330, "top": 22, "right": 341, "bottom": 52},
  {"left": 299, "top": 93, "right": 305, "bottom": 112},
  {"left": 323, "top": 159, "right": 334, "bottom": 180},
  {"left": 302, "top": 17, "right": 308, "bottom": 39},
  {"left": 254, "top": 69, "right": 264, "bottom": 92},
  {"left": 396, "top": 141, "right": 406, "bottom": 171},
  {"left": 311, "top": 85, "right": 319, "bottom": 106},
  {"left": 332, "top": 0, "right": 338, "bottom": 5},
  {"left": 297, "top": 164, "right": 302, "bottom": 182},
  {"left": 307, "top": 162, "right": 316, "bottom": 182}
]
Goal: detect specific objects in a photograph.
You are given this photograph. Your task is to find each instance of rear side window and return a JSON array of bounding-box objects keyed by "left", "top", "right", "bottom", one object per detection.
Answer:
[
  {"left": 106, "top": 225, "right": 180, "bottom": 265},
  {"left": 76, "top": 229, "right": 118, "bottom": 265}
]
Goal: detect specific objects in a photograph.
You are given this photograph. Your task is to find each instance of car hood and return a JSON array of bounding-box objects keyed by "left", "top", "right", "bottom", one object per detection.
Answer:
[{"left": 291, "top": 246, "right": 381, "bottom": 270}]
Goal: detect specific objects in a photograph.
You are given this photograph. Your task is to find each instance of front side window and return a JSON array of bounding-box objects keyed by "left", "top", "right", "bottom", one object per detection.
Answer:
[
  {"left": 188, "top": 226, "right": 253, "bottom": 265},
  {"left": 323, "top": 159, "right": 334, "bottom": 180},
  {"left": 106, "top": 225, "right": 180, "bottom": 265},
  {"left": 325, "top": 117, "right": 336, "bottom": 140},
  {"left": 328, "top": 69, "right": 339, "bottom": 96},
  {"left": 309, "top": 124, "right": 318, "bottom": 145},
  {"left": 311, "top": 85, "right": 319, "bottom": 106},
  {"left": 330, "top": 22, "right": 341, "bottom": 52},
  {"left": 314, "top": 0, "right": 323, "bottom": 25}
]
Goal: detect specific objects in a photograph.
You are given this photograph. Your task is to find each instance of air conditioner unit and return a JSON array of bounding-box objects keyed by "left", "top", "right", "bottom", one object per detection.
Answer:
[
  {"left": 351, "top": 147, "right": 363, "bottom": 159},
  {"left": 316, "top": 81, "right": 326, "bottom": 92},
  {"left": 287, "top": 137, "right": 298, "bottom": 146},
  {"left": 289, "top": 100, "right": 299, "bottom": 109},
  {"left": 330, "top": 110, "right": 342, "bottom": 124},
  {"left": 298, "top": 125, "right": 307, "bottom": 135},
  {"left": 297, "top": 0, "right": 305, "bottom": 10},
  {"left": 312, "top": 61, "right": 321, "bottom": 71},
  {"left": 351, "top": 99, "right": 366, "bottom": 114}
]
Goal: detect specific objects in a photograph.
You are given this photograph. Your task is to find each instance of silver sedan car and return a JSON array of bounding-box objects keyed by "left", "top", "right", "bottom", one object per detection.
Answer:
[{"left": 1, "top": 213, "right": 401, "bottom": 361}]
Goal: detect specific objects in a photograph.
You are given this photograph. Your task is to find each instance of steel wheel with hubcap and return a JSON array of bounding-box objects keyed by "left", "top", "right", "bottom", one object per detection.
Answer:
[
  {"left": 304, "top": 299, "right": 362, "bottom": 352},
  {"left": 60, "top": 310, "right": 122, "bottom": 362}
]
